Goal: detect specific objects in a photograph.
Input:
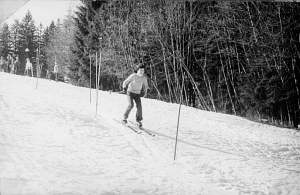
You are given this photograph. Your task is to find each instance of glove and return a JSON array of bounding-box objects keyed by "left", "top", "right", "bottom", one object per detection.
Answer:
[
  {"left": 140, "top": 90, "right": 147, "bottom": 97},
  {"left": 119, "top": 87, "right": 127, "bottom": 94}
]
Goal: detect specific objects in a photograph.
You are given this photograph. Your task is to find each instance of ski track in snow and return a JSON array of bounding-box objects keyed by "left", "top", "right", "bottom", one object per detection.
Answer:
[{"left": 0, "top": 72, "right": 300, "bottom": 195}]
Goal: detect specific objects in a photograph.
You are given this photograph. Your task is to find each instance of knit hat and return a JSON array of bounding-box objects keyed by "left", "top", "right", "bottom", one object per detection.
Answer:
[{"left": 137, "top": 64, "right": 145, "bottom": 69}]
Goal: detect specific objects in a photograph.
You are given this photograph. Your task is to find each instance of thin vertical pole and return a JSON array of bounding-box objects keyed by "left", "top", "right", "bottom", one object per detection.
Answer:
[
  {"left": 35, "top": 29, "right": 40, "bottom": 89},
  {"left": 96, "top": 51, "right": 101, "bottom": 112},
  {"left": 174, "top": 76, "right": 185, "bottom": 161},
  {"left": 54, "top": 55, "right": 57, "bottom": 81},
  {"left": 96, "top": 51, "right": 101, "bottom": 115},
  {"left": 98, "top": 52, "right": 101, "bottom": 87},
  {"left": 89, "top": 53, "right": 92, "bottom": 104},
  {"left": 35, "top": 48, "right": 39, "bottom": 89},
  {"left": 95, "top": 52, "right": 98, "bottom": 115}
]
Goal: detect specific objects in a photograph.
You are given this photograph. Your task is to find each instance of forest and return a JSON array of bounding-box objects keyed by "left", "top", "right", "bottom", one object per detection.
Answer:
[{"left": 0, "top": 0, "right": 299, "bottom": 128}]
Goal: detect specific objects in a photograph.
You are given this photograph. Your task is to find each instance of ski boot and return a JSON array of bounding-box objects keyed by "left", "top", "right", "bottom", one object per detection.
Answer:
[
  {"left": 122, "top": 119, "right": 128, "bottom": 125},
  {"left": 136, "top": 121, "right": 143, "bottom": 128}
]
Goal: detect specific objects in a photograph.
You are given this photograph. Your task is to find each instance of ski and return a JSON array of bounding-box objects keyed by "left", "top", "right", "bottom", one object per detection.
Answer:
[
  {"left": 129, "top": 121, "right": 156, "bottom": 137},
  {"left": 113, "top": 119, "right": 142, "bottom": 134}
]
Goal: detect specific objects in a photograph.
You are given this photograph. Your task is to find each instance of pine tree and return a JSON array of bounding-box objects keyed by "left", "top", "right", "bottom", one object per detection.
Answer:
[
  {"left": 18, "top": 11, "right": 37, "bottom": 74},
  {"left": 9, "top": 20, "right": 21, "bottom": 57},
  {"left": 0, "top": 23, "right": 10, "bottom": 58},
  {"left": 45, "top": 14, "right": 75, "bottom": 80},
  {"left": 42, "top": 21, "right": 56, "bottom": 74},
  {"left": 70, "top": 0, "right": 107, "bottom": 86},
  {"left": 34, "top": 23, "right": 45, "bottom": 77}
]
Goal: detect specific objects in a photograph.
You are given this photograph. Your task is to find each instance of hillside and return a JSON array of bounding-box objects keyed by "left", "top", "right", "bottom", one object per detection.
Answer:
[{"left": 0, "top": 72, "right": 300, "bottom": 195}]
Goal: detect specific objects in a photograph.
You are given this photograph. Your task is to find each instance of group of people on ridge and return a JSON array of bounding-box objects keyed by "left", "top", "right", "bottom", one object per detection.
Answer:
[
  {"left": 0, "top": 54, "right": 60, "bottom": 80},
  {"left": 0, "top": 54, "right": 20, "bottom": 74}
]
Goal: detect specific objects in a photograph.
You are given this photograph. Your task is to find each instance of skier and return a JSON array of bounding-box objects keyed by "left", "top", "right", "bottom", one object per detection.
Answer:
[
  {"left": 24, "top": 58, "right": 33, "bottom": 76},
  {"left": 122, "top": 64, "right": 149, "bottom": 127},
  {"left": 13, "top": 55, "right": 20, "bottom": 74},
  {"left": 53, "top": 62, "right": 58, "bottom": 81},
  {"left": 10, "top": 55, "right": 15, "bottom": 74},
  {"left": 6, "top": 54, "right": 12, "bottom": 73},
  {"left": 46, "top": 69, "right": 51, "bottom": 79},
  {"left": 0, "top": 56, "right": 5, "bottom": 72},
  {"left": 36, "top": 62, "right": 43, "bottom": 78}
]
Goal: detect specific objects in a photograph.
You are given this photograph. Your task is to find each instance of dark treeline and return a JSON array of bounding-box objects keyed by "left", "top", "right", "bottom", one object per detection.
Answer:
[{"left": 71, "top": 0, "right": 300, "bottom": 128}]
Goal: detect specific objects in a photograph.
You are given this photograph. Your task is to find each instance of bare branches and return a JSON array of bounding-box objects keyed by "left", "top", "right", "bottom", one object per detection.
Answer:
[{"left": 69, "top": 0, "right": 300, "bottom": 128}]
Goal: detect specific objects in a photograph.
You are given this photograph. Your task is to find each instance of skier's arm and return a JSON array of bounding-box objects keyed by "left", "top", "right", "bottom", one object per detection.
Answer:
[
  {"left": 142, "top": 78, "right": 149, "bottom": 97},
  {"left": 122, "top": 74, "right": 135, "bottom": 89}
]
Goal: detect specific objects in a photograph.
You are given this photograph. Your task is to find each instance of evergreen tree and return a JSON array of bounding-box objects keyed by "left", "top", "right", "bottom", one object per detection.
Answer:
[
  {"left": 45, "top": 14, "right": 75, "bottom": 80},
  {"left": 0, "top": 23, "right": 10, "bottom": 58},
  {"left": 9, "top": 20, "right": 21, "bottom": 57},
  {"left": 18, "top": 11, "right": 37, "bottom": 74},
  {"left": 34, "top": 23, "right": 46, "bottom": 77},
  {"left": 42, "top": 21, "right": 56, "bottom": 74},
  {"left": 70, "top": 0, "right": 107, "bottom": 86}
]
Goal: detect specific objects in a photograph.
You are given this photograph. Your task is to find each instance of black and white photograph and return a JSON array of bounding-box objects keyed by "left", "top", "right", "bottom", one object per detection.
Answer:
[{"left": 0, "top": 0, "right": 300, "bottom": 194}]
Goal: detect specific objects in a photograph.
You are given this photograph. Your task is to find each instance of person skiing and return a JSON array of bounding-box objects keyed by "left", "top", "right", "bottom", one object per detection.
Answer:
[{"left": 122, "top": 64, "right": 149, "bottom": 127}]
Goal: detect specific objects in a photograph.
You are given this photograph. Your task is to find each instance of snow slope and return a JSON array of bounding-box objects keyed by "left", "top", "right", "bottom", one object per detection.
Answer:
[{"left": 0, "top": 72, "right": 300, "bottom": 195}]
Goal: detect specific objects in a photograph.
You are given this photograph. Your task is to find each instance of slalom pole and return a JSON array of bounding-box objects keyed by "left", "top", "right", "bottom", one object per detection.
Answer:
[
  {"left": 35, "top": 48, "right": 39, "bottom": 89},
  {"left": 89, "top": 52, "right": 92, "bottom": 104},
  {"left": 95, "top": 52, "right": 98, "bottom": 115},
  {"left": 174, "top": 76, "right": 185, "bottom": 161},
  {"left": 31, "top": 60, "right": 33, "bottom": 77},
  {"left": 35, "top": 30, "right": 41, "bottom": 89},
  {"left": 96, "top": 51, "right": 101, "bottom": 115},
  {"left": 54, "top": 55, "right": 57, "bottom": 81}
]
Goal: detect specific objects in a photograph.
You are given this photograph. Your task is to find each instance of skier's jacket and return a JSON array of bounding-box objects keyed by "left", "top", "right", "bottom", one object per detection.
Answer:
[{"left": 123, "top": 73, "right": 149, "bottom": 95}]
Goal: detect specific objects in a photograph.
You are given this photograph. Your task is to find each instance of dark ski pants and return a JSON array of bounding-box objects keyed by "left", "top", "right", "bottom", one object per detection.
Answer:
[{"left": 123, "top": 92, "right": 143, "bottom": 122}]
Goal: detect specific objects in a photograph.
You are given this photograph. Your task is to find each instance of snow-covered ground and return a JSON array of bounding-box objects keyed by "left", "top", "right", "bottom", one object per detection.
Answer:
[{"left": 0, "top": 72, "right": 300, "bottom": 195}]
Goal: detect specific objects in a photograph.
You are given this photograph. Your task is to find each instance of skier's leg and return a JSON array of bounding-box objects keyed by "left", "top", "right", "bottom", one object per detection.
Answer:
[
  {"left": 134, "top": 94, "right": 143, "bottom": 122},
  {"left": 123, "top": 93, "right": 134, "bottom": 120}
]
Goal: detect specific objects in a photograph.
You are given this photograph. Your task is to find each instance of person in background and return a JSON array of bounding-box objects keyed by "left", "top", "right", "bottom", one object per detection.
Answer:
[
  {"left": 10, "top": 55, "right": 15, "bottom": 74},
  {"left": 24, "top": 58, "right": 33, "bottom": 76},
  {"left": 53, "top": 62, "right": 59, "bottom": 81},
  {"left": 13, "top": 55, "right": 20, "bottom": 74},
  {"left": 6, "top": 54, "right": 12, "bottom": 73},
  {"left": 36, "top": 61, "right": 43, "bottom": 78},
  {"left": 0, "top": 56, "right": 5, "bottom": 72}
]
